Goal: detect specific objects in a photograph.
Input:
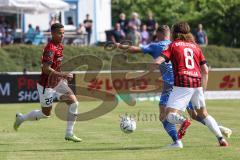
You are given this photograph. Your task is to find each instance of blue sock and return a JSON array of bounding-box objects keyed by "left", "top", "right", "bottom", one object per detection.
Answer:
[
  {"left": 162, "top": 119, "right": 178, "bottom": 142},
  {"left": 195, "top": 116, "right": 206, "bottom": 125}
]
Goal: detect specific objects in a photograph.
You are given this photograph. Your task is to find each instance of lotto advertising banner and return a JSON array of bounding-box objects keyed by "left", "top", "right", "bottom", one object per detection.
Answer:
[
  {"left": 0, "top": 69, "right": 239, "bottom": 103},
  {"left": 74, "top": 69, "right": 240, "bottom": 101},
  {"left": 74, "top": 71, "right": 163, "bottom": 101},
  {"left": 208, "top": 70, "right": 240, "bottom": 91},
  {"left": 0, "top": 74, "right": 75, "bottom": 103}
]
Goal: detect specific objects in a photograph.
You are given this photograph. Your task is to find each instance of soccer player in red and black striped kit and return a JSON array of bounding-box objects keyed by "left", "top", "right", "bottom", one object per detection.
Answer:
[
  {"left": 155, "top": 22, "right": 229, "bottom": 147},
  {"left": 14, "top": 23, "right": 82, "bottom": 142}
]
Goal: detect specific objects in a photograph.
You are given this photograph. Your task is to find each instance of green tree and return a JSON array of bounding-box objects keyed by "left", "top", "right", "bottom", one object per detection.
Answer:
[{"left": 112, "top": 0, "right": 240, "bottom": 47}]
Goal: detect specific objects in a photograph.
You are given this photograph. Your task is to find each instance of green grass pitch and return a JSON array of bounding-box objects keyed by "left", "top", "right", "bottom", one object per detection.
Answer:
[{"left": 0, "top": 100, "right": 239, "bottom": 160}]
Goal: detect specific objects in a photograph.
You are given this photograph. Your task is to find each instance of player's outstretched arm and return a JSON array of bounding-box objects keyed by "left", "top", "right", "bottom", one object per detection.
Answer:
[
  {"left": 127, "top": 46, "right": 142, "bottom": 53},
  {"left": 201, "top": 64, "right": 209, "bottom": 91},
  {"left": 115, "top": 43, "right": 141, "bottom": 54}
]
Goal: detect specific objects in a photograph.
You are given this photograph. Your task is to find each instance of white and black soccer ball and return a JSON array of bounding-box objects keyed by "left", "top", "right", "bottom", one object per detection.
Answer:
[{"left": 120, "top": 116, "right": 136, "bottom": 134}]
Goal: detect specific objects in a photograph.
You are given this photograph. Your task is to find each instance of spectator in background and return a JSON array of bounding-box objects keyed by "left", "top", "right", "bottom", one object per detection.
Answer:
[
  {"left": 151, "top": 22, "right": 159, "bottom": 42},
  {"left": 145, "top": 13, "right": 156, "bottom": 35},
  {"left": 0, "top": 16, "right": 7, "bottom": 28},
  {"left": 0, "top": 17, "right": 6, "bottom": 46},
  {"left": 84, "top": 14, "right": 93, "bottom": 45},
  {"left": 127, "top": 25, "right": 141, "bottom": 46},
  {"left": 128, "top": 12, "right": 141, "bottom": 31},
  {"left": 24, "top": 24, "right": 35, "bottom": 44},
  {"left": 76, "top": 23, "right": 86, "bottom": 34},
  {"left": 111, "top": 23, "right": 125, "bottom": 43},
  {"left": 118, "top": 13, "right": 129, "bottom": 34},
  {"left": 49, "top": 15, "right": 60, "bottom": 30},
  {"left": 72, "top": 23, "right": 87, "bottom": 46},
  {"left": 3, "top": 31, "right": 13, "bottom": 45},
  {"left": 12, "top": 25, "right": 23, "bottom": 43},
  {"left": 0, "top": 25, "right": 5, "bottom": 47},
  {"left": 33, "top": 26, "right": 45, "bottom": 45},
  {"left": 140, "top": 24, "right": 149, "bottom": 45},
  {"left": 195, "top": 24, "right": 208, "bottom": 46},
  {"left": 155, "top": 22, "right": 159, "bottom": 31}
]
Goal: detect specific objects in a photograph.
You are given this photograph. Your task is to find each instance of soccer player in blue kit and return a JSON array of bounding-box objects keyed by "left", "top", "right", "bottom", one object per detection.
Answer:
[{"left": 116, "top": 25, "right": 232, "bottom": 148}]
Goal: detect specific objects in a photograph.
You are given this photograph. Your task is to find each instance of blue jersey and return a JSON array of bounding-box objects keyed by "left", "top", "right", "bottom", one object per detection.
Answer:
[{"left": 140, "top": 40, "right": 174, "bottom": 85}]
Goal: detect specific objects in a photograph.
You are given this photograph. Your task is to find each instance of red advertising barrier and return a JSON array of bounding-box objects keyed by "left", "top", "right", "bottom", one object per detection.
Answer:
[
  {"left": 0, "top": 69, "right": 239, "bottom": 103},
  {"left": 208, "top": 69, "right": 240, "bottom": 90},
  {"left": 0, "top": 74, "right": 75, "bottom": 103}
]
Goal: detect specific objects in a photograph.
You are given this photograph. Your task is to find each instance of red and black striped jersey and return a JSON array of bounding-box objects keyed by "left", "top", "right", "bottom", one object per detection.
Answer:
[
  {"left": 38, "top": 41, "right": 64, "bottom": 88},
  {"left": 161, "top": 39, "right": 206, "bottom": 88}
]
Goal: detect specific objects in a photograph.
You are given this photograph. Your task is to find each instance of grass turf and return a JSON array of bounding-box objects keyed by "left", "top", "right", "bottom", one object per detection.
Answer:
[{"left": 0, "top": 100, "right": 239, "bottom": 160}]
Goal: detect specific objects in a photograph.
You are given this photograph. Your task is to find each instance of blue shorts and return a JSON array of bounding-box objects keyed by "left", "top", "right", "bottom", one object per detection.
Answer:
[{"left": 159, "top": 82, "right": 193, "bottom": 110}]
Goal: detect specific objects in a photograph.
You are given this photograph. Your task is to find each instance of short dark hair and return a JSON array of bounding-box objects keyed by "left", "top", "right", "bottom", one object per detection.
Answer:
[
  {"left": 51, "top": 23, "right": 64, "bottom": 32},
  {"left": 157, "top": 25, "right": 170, "bottom": 36},
  {"left": 157, "top": 25, "right": 170, "bottom": 33}
]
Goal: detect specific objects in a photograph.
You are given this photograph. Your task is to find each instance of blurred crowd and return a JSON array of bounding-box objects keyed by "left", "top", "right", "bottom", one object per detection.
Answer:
[
  {"left": 0, "top": 12, "right": 208, "bottom": 47},
  {"left": 24, "top": 24, "right": 45, "bottom": 45},
  {"left": 0, "top": 16, "right": 18, "bottom": 47},
  {"left": 108, "top": 12, "right": 155, "bottom": 46},
  {"left": 109, "top": 12, "right": 208, "bottom": 46},
  {"left": 0, "top": 15, "right": 46, "bottom": 47},
  {"left": 0, "top": 13, "right": 93, "bottom": 47}
]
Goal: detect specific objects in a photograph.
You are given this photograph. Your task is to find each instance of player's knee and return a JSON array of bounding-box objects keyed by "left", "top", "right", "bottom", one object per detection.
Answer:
[
  {"left": 191, "top": 115, "right": 197, "bottom": 120},
  {"left": 166, "top": 112, "right": 178, "bottom": 124},
  {"left": 69, "top": 101, "right": 79, "bottom": 114},
  {"left": 41, "top": 107, "right": 52, "bottom": 117},
  {"left": 196, "top": 108, "right": 208, "bottom": 118},
  {"left": 42, "top": 110, "right": 51, "bottom": 117},
  {"left": 65, "top": 94, "right": 77, "bottom": 105},
  {"left": 188, "top": 111, "right": 197, "bottom": 120}
]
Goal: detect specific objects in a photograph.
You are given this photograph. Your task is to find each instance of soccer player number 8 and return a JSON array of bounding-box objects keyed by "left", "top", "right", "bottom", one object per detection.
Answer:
[{"left": 184, "top": 48, "right": 194, "bottom": 69}]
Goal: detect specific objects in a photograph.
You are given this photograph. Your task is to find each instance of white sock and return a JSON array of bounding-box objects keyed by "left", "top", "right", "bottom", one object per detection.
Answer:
[
  {"left": 66, "top": 102, "right": 79, "bottom": 136},
  {"left": 166, "top": 112, "right": 186, "bottom": 124},
  {"left": 22, "top": 110, "right": 48, "bottom": 121},
  {"left": 203, "top": 115, "right": 223, "bottom": 138}
]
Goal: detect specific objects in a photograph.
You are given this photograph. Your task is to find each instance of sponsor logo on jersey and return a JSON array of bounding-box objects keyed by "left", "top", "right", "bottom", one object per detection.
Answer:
[
  {"left": 45, "top": 51, "right": 54, "bottom": 57},
  {"left": 57, "top": 56, "right": 63, "bottom": 61}
]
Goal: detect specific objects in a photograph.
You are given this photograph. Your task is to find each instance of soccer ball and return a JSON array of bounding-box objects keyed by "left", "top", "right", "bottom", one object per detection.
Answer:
[{"left": 120, "top": 116, "right": 136, "bottom": 134}]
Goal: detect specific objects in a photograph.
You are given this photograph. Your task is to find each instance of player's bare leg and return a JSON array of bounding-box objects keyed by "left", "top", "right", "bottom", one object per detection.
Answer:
[
  {"left": 187, "top": 109, "right": 232, "bottom": 138},
  {"left": 60, "top": 92, "right": 82, "bottom": 142},
  {"left": 159, "top": 105, "right": 166, "bottom": 122},
  {"left": 14, "top": 106, "right": 50, "bottom": 131},
  {"left": 195, "top": 107, "right": 229, "bottom": 147},
  {"left": 14, "top": 92, "right": 81, "bottom": 142}
]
